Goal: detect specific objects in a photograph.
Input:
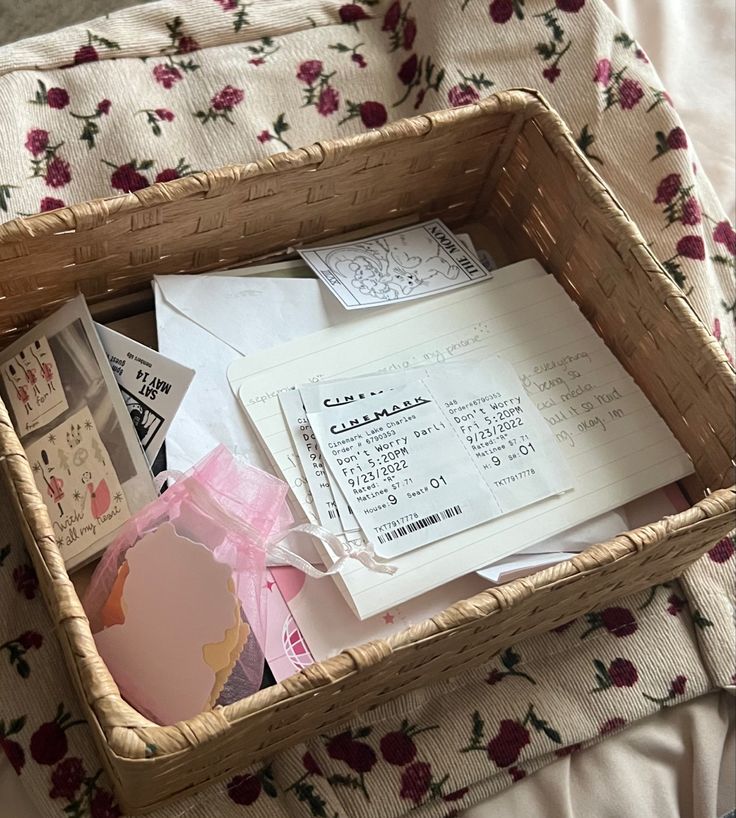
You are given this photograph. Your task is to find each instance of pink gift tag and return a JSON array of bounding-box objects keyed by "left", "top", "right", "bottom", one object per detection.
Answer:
[{"left": 94, "top": 523, "right": 238, "bottom": 724}]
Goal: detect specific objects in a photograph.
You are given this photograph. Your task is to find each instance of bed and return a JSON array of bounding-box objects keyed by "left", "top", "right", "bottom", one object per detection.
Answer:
[{"left": 0, "top": 1, "right": 733, "bottom": 815}]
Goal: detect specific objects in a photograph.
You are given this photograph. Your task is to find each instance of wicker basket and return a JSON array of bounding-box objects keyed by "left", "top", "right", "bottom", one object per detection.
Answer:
[{"left": 0, "top": 90, "right": 733, "bottom": 813}]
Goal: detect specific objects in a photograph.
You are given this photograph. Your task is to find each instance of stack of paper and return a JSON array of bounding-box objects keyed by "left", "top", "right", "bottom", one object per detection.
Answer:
[
  {"left": 278, "top": 356, "right": 573, "bottom": 559},
  {"left": 227, "top": 260, "right": 694, "bottom": 620}
]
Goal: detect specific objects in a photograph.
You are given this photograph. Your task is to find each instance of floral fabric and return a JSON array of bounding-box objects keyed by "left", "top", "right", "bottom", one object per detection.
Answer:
[
  {"left": 0, "top": 2, "right": 734, "bottom": 816},
  {"left": 0, "top": 486, "right": 733, "bottom": 818},
  {"left": 0, "top": 0, "right": 733, "bottom": 360}
]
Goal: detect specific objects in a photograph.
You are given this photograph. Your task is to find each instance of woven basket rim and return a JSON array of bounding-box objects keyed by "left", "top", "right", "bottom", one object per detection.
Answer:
[
  {"left": 0, "top": 89, "right": 550, "bottom": 244},
  {"left": 2, "top": 86, "right": 729, "bottom": 381}
]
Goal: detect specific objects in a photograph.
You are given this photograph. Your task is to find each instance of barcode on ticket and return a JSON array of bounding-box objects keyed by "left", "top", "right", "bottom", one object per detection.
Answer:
[{"left": 377, "top": 506, "right": 463, "bottom": 545}]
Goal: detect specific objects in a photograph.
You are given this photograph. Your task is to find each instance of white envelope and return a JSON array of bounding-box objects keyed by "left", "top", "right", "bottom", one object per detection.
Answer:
[
  {"left": 476, "top": 552, "right": 573, "bottom": 584},
  {"left": 154, "top": 270, "right": 350, "bottom": 470},
  {"left": 154, "top": 269, "right": 360, "bottom": 563},
  {"left": 475, "top": 484, "right": 688, "bottom": 584}
]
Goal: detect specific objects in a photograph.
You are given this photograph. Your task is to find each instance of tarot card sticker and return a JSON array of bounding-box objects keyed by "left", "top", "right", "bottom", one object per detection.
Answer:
[
  {"left": 1, "top": 336, "right": 68, "bottom": 436},
  {"left": 298, "top": 219, "right": 493, "bottom": 309},
  {"left": 26, "top": 406, "right": 130, "bottom": 563}
]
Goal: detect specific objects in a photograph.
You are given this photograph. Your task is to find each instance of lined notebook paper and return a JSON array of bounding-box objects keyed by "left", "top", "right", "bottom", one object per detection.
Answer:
[{"left": 228, "top": 261, "right": 693, "bottom": 619}]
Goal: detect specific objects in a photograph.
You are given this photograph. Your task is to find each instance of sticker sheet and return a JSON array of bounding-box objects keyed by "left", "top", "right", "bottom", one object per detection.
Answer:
[
  {"left": 298, "top": 219, "right": 492, "bottom": 309},
  {"left": 1, "top": 336, "right": 68, "bottom": 436},
  {"left": 26, "top": 406, "right": 130, "bottom": 564}
]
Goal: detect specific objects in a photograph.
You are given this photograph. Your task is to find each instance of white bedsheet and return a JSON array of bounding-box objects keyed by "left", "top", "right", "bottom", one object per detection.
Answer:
[
  {"left": 466, "top": 690, "right": 735, "bottom": 818},
  {"left": 605, "top": 0, "right": 735, "bottom": 219}
]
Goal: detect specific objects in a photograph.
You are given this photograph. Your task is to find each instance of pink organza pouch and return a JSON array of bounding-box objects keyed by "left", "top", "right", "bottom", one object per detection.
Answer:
[{"left": 83, "top": 445, "right": 292, "bottom": 719}]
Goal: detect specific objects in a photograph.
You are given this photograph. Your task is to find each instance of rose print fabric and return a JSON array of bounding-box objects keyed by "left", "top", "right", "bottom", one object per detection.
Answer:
[
  {"left": 0, "top": 2, "right": 735, "bottom": 816},
  {"left": 0, "top": 0, "right": 733, "bottom": 361},
  {"left": 0, "top": 482, "right": 732, "bottom": 818}
]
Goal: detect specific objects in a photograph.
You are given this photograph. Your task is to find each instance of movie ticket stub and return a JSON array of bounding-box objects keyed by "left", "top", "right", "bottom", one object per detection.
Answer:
[
  {"left": 307, "top": 358, "right": 572, "bottom": 557},
  {"left": 298, "top": 370, "right": 456, "bottom": 534},
  {"left": 298, "top": 373, "right": 412, "bottom": 534},
  {"left": 279, "top": 389, "right": 342, "bottom": 534},
  {"left": 308, "top": 382, "right": 498, "bottom": 557},
  {"left": 422, "top": 358, "right": 573, "bottom": 512}
]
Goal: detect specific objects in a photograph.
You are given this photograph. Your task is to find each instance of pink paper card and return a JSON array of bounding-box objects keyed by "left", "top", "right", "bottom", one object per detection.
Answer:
[
  {"left": 262, "top": 569, "right": 313, "bottom": 681},
  {"left": 94, "top": 522, "right": 239, "bottom": 725}
]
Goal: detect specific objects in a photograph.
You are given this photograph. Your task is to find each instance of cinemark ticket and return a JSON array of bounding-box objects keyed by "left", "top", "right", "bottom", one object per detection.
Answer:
[{"left": 307, "top": 358, "right": 572, "bottom": 557}]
